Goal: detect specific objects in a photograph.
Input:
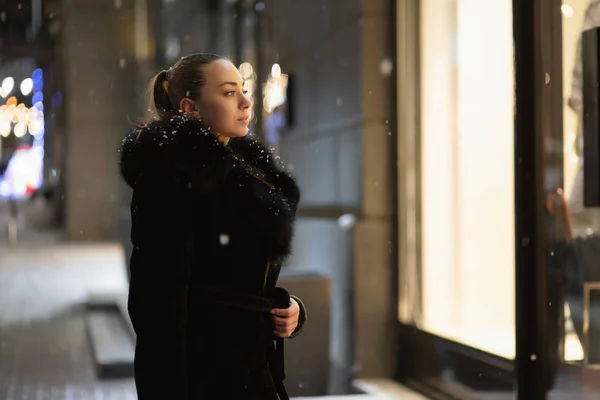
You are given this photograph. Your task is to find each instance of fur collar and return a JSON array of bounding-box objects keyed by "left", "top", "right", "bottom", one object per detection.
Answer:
[
  {"left": 120, "top": 112, "right": 297, "bottom": 198},
  {"left": 119, "top": 112, "right": 300, "bottom": 260}
]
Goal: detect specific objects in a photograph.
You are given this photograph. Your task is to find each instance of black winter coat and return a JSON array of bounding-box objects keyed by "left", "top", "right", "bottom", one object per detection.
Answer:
[{"left": 119, "top": 113, "right": 305, "bottom": 400}]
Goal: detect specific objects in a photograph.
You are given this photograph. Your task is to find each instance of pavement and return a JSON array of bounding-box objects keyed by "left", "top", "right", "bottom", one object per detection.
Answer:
[
  {"left": 0, "top": 241, "right": 431, "bottom": 400},
  {"left": 0, "top": 241, "right": 136, "bottom": 400},
  {"left": 0, "top": 198, "right": 428, "bottom": 400}
]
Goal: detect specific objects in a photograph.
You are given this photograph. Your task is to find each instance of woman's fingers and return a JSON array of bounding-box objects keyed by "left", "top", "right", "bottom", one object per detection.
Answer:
[
  {"left": 272, "top": 316, "right": 294, "bottom": 328},
  {"left": 270, "top": 314, "right": 298, "bottom": 337},
  {"left": 273, "top": 325, "right": 295, "bottom": 337},
  {"left": 270, "top": 298, "right": 300, "bottom": 337},
  {"left": 270, "top": 307, "right": 293, "bottom": 318}
]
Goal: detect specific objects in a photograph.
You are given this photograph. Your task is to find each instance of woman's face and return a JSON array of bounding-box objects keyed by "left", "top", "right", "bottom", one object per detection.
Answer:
[{"left": 191, "top": 59, "right": 252, "bottom": 142}]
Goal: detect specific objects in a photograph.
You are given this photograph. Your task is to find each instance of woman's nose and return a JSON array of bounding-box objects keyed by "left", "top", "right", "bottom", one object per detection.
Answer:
[{"left": 240, "top": 95, "right": 252, "bottom": 109}]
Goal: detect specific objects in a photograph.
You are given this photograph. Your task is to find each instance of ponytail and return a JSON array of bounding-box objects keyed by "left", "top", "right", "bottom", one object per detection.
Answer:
[{"left": 149, "top": 70, "right": 175, "bottom": 119}]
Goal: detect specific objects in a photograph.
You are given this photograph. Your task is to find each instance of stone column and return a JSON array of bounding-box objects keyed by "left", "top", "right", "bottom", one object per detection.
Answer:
[
  {"left": 353, "top": 0, "right": 397, "bottom": 379},
  {"left": 61, "top": 0, "right": 138, "bottom": 241}
]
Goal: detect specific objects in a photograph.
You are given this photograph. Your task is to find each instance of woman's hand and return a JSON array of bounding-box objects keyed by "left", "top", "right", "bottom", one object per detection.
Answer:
[{"left": 270, "top": 297, "right": 300, "bottom": 338}]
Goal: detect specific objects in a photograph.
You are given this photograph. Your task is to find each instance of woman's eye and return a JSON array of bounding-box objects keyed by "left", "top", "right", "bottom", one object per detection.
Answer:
[
  {"left": 242, "top": 90, "right": 248, "bottom": 95},
  {"left": 225, "top": 91, "right": 235, "bottom": 96}
]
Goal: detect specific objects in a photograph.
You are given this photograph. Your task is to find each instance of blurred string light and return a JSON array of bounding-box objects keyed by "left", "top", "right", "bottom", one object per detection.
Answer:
[
  {"left": 0, "top": 120, "right": 9, "bottom": 137},
  {"left": 6, "top": 96, "right": 17, "bottom": 107},
  {"left": 239, "top": 62, "right": 254, "bottom": 79},
  {"left": 14, "top": 122, "right": 26, "bottom": 138},
  {"left": 271, "top": 63, "right": 281, "bottom": 78},
  {"left": 263, "top": 63, "right": 287, "bottom": 113},
  {"left": 0, "top": 103, "right": 45, "bottom": 138},
  {"left": 0, "top": 77, "right": 14, "bottom": 98},
  {"left": 20, "top": 78, "right": 33, "bottom": 96},
  {"left": 32, "top": 68, "right": 44, "bottom": 111},
  {"left": 561, "top": 4, "right": 574, "bottom": 18},
  {"left": 0, "top": 68, "right": 45, "bottom": 139}
]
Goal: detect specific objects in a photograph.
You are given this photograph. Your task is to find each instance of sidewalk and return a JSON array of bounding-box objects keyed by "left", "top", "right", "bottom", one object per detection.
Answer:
[
  {"left": 0, "top": 239, "right": 428, "bottom": 399},
  {"left": 0, "top": 242, "right": 135, "bottom": 399}
]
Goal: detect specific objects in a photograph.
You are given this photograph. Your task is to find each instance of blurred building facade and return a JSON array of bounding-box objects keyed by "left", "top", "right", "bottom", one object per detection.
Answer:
[
  {"left": 4, "top": 0, "right": 599, "bottom": 399},
  {"left": 0, "top": 0, "right": 386, "bottom": 395}
]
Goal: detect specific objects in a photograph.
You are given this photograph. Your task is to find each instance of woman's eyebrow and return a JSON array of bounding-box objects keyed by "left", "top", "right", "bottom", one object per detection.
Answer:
[{"left": 219, "top": 79, "right": 246, "bottom": 87}]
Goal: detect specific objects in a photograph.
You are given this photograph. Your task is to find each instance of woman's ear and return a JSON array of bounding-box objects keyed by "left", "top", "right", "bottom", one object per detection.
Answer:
[{"left": 180, "top": 98, "right": 197, "bottom": 114}]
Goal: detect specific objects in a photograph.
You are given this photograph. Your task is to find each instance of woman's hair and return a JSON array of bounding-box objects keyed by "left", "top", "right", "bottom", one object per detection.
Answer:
[{"left": 146, "top": 53, "right": 227, "bottom": 120}]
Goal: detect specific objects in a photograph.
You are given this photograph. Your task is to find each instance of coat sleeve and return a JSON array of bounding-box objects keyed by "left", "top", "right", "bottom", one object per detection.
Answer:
[
  {"left": 288, "top": 294, "right": 307, "bottom": 338},
  {"left": 127, "top": 171, "right": 193, "bottom": 400}
]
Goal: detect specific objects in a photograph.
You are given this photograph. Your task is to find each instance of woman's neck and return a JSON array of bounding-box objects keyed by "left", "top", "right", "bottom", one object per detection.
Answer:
[{"left": 217, "top": 135, "right": 229, "bottom": 146}]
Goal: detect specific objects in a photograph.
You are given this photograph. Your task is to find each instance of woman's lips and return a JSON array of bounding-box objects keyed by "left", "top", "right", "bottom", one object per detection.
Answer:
[{"left": 238, "top": 116, "right": 249, "bottom": 125}]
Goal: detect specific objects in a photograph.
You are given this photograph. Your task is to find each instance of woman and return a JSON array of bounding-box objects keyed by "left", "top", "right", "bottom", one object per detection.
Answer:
[{"left": 119, "top": 53, "right": 306, "bottom": 400}]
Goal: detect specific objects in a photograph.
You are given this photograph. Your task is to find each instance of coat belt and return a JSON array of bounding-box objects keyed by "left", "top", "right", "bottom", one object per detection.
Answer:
[{"left": 197, "top": 286, "right": 291, "bottom": 400}]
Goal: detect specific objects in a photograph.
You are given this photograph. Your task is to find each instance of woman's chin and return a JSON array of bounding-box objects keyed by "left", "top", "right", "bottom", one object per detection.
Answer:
[
  {"left": 221, "top": 128, "right": 249, "bottom": 141},
  {"left": 233, "top": 129, "right": 249, "bottom": 137}
]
